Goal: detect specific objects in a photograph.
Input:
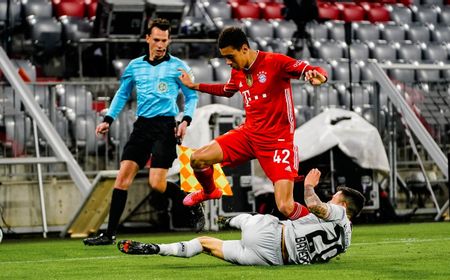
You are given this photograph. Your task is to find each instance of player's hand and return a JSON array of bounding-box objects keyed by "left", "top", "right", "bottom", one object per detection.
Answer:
[
  {"left": 304, "top": 168, "right": 321, "bottom": 188},
  {"left": 304, "top": 70, "right": 326, "bottom": 86},
  {"left": 95, "top": 122, "right": 110, "bottom": 135},
  {"left": 178, "top": 68, "right": 196, "bottom": 90},
  {"left": 174, "top": 120, "right": 188, "bottom": 144}
]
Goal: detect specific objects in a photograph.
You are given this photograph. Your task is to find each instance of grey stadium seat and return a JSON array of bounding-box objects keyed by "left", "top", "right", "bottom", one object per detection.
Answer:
[
  {"left": 23, "top": 0, "right": 53, "bottom": 18},
  {"left": 307, "top": 22, "right": 329, "bottom": 41},
  {"left": 369, "top": 42, "right": 397, "bottom": 62},
  {"left": 353, "top": 22, "right": 380, "bottom": 43},
  {"left": 210, "top": 58, "right": 230, "bottom": 82},
  {"left": 184, "top": 59, "right": 214, "bottom": 82},
  {"left": 388, "top": 5, "right": 413, "bottom": 25},
  {"left": 60, "top": 16, "right": 92, "bottom": 44},
  {"left": 349, "top": 42, "right": 370, "bottom": 60},
  {"left": 431, "top": 25, "right": 450, "bottom": 43},
  {"left": 379, "top": 22, "right": 406, "bottom": 43},
  {"left": 326, "top": 20, "right": 345, "bottom": 42},
  {"left": 396, "top": 42, "right": 422, "bottom": 62},
  {"left": 416, "top": 68, "right": 441, "bottom": 82},
  {"left": 272, "top": 20, "right": 297, "bottom": 40},
  {"left": 204, "top": 1, "right": 231, "bottom": 20},
  {"left": 406, "top": 23, "right": 431, "bottom": 43},
  {"left": 330, "top": 59, "right": 361, "bottom": 82},
  {"left": 26, "top": 16, "right": 63, "bottom": 53},
  {"left": 244, "top": 19, "right": 274, "bottom": 40},
  {"left": 422, "top": 43, "right": 448, "bottom": 62},
  {"left": 112, "top": 59, "right": 131, "bottom": 79},
  {"left": 57, "top": 84, "right": 93, "bottom": 116},
  {"left": 412, "top": 5, "right": 439, "bottom": 25},
  {"left": 358, "top": 60, "right": 375, "bottom": 81},
  {"left": 311, "top": 40, "right": 346, "bottom": 60},
  {"left": 388, "top": 68, "right": 415, "bottom": 82},
  {"left": 439, "top": 6, "right": 450, "bottom": 25}
]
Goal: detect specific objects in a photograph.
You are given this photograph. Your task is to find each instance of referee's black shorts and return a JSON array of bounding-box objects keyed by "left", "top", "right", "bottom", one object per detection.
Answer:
[{"left": 121, "top": 116, "right": 177, "bottom": 169}]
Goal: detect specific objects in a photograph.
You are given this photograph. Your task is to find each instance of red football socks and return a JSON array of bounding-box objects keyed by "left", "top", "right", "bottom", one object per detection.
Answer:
[
  {"left": 288, "top": 202, "right": 310, "bottom": 220},
  {"left": 193, "top": 166, "right": 216, "bottom": 194}
]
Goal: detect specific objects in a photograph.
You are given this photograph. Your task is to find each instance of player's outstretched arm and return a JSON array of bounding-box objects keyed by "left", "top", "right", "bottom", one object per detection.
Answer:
[{"left": 304, "top": 168, "right": 330, "bottom": 219}]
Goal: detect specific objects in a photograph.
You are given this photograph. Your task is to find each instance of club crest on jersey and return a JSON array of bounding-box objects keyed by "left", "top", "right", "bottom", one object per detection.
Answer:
[
  {"left": 257, "top": 71, "right": 267, "bottom": 83},
  {"left": 158, "top": 82, "right": 168, "bottom": 93}
]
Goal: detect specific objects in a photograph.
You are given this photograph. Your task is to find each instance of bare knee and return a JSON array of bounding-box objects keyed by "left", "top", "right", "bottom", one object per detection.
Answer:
[
  {"left": 277, "top": 200, "right": 294, "bottom": 217},
  {"left": 149, "top": 178, "right": 166, "bottom": 193}
]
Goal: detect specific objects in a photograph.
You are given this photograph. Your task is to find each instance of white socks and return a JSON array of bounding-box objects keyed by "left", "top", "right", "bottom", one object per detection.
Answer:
[{"left": 158, "top": 238, "right": 203, "bottom": 258}]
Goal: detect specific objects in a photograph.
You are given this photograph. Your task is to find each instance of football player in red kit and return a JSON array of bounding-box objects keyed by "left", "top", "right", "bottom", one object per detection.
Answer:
[{"left": 178, "top": 27, "right": 328, "bottom": 220}]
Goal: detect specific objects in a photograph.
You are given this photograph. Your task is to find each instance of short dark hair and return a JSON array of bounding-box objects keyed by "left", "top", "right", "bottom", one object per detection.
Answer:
[
  {"left": 147, "top": 18, "right": 171, "bottom": 35},
  {"left": 218, "top": 27, "right": 249, "bottom": 50},
  {"left": 337, "top": 186, "right": 366, "bottom": 219}
]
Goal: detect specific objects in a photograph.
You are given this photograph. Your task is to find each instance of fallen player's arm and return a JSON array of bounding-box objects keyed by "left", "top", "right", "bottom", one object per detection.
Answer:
[{"left": 303, "top": 168, "right": 330, "bottom": 219}]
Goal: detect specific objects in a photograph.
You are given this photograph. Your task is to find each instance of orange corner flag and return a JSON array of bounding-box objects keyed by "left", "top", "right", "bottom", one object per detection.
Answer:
[{"left": 178, "top": 145, "right": 233, "bottom": 196}]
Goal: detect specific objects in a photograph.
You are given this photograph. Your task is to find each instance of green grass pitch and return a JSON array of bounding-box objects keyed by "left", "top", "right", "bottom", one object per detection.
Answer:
[{"left": 1, "top": 222, "right": 450, "bottom": 280}]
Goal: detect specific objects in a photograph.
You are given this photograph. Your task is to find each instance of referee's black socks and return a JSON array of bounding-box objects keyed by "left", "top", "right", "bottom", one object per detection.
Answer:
[{"left": 106, "top": 188, "right": 128, "bottom": 237}]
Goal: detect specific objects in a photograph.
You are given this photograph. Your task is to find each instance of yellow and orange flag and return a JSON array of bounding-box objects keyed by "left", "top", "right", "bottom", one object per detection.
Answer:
[{"left": 177, "top": 145, "right": 233, "bottom": 196}]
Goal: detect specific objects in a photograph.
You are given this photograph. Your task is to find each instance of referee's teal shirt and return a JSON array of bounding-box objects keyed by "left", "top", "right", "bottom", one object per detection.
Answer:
[{"left": 106, "top": 53, "right": 198, "bottom": 121}]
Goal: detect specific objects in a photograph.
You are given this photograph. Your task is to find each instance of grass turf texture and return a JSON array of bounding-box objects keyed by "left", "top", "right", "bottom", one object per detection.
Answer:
[{"left": 1, "top": 222, "right": 450, "bottom": 280}]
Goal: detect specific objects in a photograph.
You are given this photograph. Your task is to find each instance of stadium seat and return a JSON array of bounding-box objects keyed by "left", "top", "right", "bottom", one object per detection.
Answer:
[
  {"left": 325, "top": 20, "right": 345, "bottom": 41},
  {"left": 364, "top": 3, "right": 390, "bottom": 23},
  {"left": 308, "top": 22, "right": 329, "bottom": 41},
  {"left": 353, "top": 21, "right": 380, "bottom": 43},
  {"left": 112, "top": 59, "right": 130, "bottom": 78},
  {"left": 58, "top": 84, "right": 94, "bottom": 116},
  {"left": 210, "top": 58, "right": 230, "bottom": 82},
  {"left": 318, "top": 2, "right": 340, "bottom": 21},
  {"left": 357, "top": 60, "right": 375, "bottom": 81},
  {"left": 184, "top": 59, "right": 214, "bottom": 82},
  {"left": 420, "top": 0, "right": 444, "bottom": 5},
  {"left": 213, "top": 18, "right": 244, "bottom": 30},
  {"left": 430, "top": 25, "right": 450, "bottom": 42},
  {"left": 13, "top": 59, "right": 37, "bottom": 82},
  {"left": 379, "top": 22, "right": 406, "bottom": 43},
  {"left": 405, "top": 23, "right": 431, "bottom": 43},
  {"left": 60, "top": 16, "right": 92, "bottom": 43},
  {"left": 349, "top": 42, "right": 370, "bottom": 60},
  {"left": 412, "top": 5, "right": 439, "bottom": 25},
  {"left": 26, "top": 16, "right": 63, "bottom": 53},
  {"left": 336, "top": 2, "right": 365, "bottom": 22},
  {"left": 369, "top": 42, "right": 397, "bottom": 62},
  {"left": 311, "top": 40, "right": 346, "bottom": 60},
  {"left": 388, "top": 68, "right": 415, "bottom": 82},
  {"left": 330, "top": 59, "right": 361, "bottom": 82},
  {"left": 261, "top": 3, "right": 284, "bottom": 20},
  {"left": 231, "top": 2, "right": 260, "bottom": 19},
  {"left": 439, "top": 6, "right": 450, "bottom": 25},
  {"left": 54, "top": 0, "right": 86, "bottom": 18},
  {"left": 0, "top": 0, "right": 21, "bottom": 27},
  {"left": 422, "top": 43, "right": 448, "bottom": 62},
  {"left": 272, "top": 20, "right": 296, "bottom": 40},
  {"left": 396, "top": 42, "right": 422, "bottom": 62},
  {"left": 23, "top": 0, "right": 53, "bottom": 18},
  {"left": 388, "top": 4, "right": 413, "bottom": 25},
  {"left": 243, "top": 19, "right": 273, "bottom": 40},
  {"left": 267, "top": 39, "right": 291, "bottom": 55},
  {"left": 416, "top": 68, "right": 441, "bottom": 82},
  {"left": 87, "top": 0, "right": 97, "bottom": 20},
  {"left": 204, "top": 1, "right": 232, "bottom": 20}
]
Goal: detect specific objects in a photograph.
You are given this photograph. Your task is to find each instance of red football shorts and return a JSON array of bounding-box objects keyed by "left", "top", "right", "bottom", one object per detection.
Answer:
[{"left": 215, "top": 128, "right": 299, "bottom": 183}]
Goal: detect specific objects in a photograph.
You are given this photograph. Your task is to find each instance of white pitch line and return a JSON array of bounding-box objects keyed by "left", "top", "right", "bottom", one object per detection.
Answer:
[
  {"left": 0, "top": 255, "right": 124, "bottom": 265},
  {"left": 353, "top": 237, "right": 450, "bottom": 246}
]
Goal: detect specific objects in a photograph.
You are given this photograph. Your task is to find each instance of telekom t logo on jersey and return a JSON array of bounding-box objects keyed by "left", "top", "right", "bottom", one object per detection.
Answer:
[{"left": 242, "top": 90, "right": 268, "bottom": 107}]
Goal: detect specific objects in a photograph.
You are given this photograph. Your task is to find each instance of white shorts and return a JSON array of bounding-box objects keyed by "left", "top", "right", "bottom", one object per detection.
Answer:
[{"left": 222, "top": 214, "right": 284, "bottom": 266}]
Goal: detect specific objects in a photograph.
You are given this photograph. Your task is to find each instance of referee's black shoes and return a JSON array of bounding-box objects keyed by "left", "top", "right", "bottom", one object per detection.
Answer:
[
  {"left": 190, "top": 204, "right": 206, "bottom": 233},
  {"left": 83, "top": 233, "right": 116, "bottom": 246}
]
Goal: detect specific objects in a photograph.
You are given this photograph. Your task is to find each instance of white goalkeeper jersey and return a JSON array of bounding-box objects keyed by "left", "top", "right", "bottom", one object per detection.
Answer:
[{"left": 282, "top": 204, "right": 352, "bottom": 264}]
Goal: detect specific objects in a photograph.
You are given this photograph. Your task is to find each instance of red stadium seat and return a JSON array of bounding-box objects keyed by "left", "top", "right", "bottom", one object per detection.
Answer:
[
  {"left": 54, "top": 0, "right": 86, "bottom": 18},
  {"left": 318, "top": 2, "right": 340, "bottom": 21},
  {"left": 87, "top": 1, "right": 98, "bottom": 19},
  {"left": 261, "top": 3, "right": 285, "bottom": 20},
  {"left": 398, "top": 0, "right": 414, "bottom": 6},
  {"left": 336, "top": 2, "right": 365, "bottom": 22},
  {"left": 361, "top": 3, "right": 390, "bottom": 23},
  {"left": 231, "top": 2, "right": 260, "bottom": 19}
]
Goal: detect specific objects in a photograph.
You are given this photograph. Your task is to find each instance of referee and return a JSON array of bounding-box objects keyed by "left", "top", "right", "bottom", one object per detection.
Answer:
[{"left": 84, "top": 18, "right": 203, "bottom": 246}]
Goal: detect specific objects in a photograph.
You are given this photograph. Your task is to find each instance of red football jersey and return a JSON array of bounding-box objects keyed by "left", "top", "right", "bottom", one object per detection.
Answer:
[{"left": 226, "top": 51, "right": 325, "bottom": 149}]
